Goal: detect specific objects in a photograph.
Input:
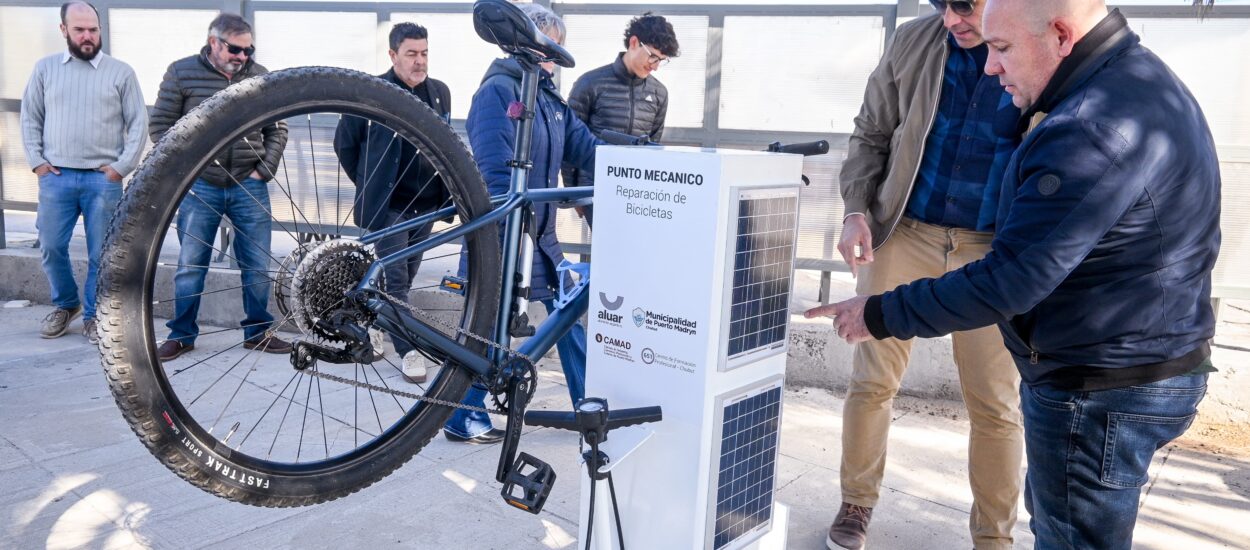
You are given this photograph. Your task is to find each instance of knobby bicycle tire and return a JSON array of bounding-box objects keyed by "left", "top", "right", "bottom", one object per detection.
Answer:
[{"left": 96, "top": 67, "right": 501, "bottom": 507}]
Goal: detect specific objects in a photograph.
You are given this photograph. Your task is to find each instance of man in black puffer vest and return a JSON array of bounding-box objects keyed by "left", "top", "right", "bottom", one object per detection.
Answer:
[
  {"left": 152, "top": 13, "right": 290, "bottom": 362},
  {"left": 334, "top": 22, "right": 452, "bottom": 385},
  {"left": 562, "top": 13, "right": 679, "bottom": 223}
]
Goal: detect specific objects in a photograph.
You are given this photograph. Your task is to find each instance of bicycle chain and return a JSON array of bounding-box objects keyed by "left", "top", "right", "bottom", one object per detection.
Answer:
[
  {"left": 302, "top": 289, "right": 538, "bottom": 416},
  {"left": 304, "top": 368, "right": 495, "bottom": 413}
]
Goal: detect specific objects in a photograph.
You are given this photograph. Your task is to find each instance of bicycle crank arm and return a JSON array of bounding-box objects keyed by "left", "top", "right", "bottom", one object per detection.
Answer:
[
  {"left": 495, "top": 371, "right": 530, "bottom": 484},
  {"left": 496, "top": 361, "right": 558, "bottom": 513}
]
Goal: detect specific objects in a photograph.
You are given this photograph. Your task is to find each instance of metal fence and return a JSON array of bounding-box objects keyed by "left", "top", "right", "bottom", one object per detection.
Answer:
[{"left": 1, "top": 0, "right": 1248, "bottom": 300}]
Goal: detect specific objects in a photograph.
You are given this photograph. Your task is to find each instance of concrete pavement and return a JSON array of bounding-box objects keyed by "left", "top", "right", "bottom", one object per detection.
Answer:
[{"left": 2, "top": 302, "right": 1248, "bottom": 549}]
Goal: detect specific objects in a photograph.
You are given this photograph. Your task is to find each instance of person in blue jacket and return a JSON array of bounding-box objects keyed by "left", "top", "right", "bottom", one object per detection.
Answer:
[
  {"left": 444, "top": 3, "right": 601, "bottom": 444},
  {"left": 808, "top": 1, "right": 1220, "bottom": 548}
]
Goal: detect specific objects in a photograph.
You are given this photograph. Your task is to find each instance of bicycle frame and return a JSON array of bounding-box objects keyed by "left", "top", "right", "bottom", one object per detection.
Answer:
[{"left": 354, "top": 57, "right": 589, "bottom": 382}]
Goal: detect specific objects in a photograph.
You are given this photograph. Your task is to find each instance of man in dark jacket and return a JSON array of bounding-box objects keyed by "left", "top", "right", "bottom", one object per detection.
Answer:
[
  {"left": 808, "top": 1, "right": 1220, "bottom": 548},
  {"left": 334, "top": 22, "right": 452, "bottom": 384},
  {"left": 561, "top": 12, "right": 678, "bottom": 197},
  {"left": 153, "top": 13, "right": 290, "bottom": 362},
  {"left": 444, "top": 3, "right": 601, "bottom": 444},
  {"left": 821, "top": 2, "right": 1025, "bottom": 548}
]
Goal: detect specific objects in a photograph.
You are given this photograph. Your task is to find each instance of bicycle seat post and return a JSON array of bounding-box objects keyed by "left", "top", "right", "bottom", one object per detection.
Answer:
[{"left": 492, "top": 59, "right": 543, "bottom": 355}]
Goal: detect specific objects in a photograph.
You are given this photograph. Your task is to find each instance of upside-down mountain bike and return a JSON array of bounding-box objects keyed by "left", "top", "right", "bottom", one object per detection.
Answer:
[{"left": 97, "top": 0, "right": 826, "bottom": 513}]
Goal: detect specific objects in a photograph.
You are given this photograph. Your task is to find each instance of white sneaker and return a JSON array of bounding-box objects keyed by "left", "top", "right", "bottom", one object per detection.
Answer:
[
  {"left": 402, "top": 351, "right": 428, "bottom": 384},
  {"left": 368, "top": 328, "right": 386, "bottom": 362}
]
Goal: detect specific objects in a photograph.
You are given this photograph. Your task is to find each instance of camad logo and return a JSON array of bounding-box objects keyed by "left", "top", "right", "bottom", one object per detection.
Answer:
[
  {"left": 594, "top": 333, "right": 632, "bottom": 350},
  {"left": 632, "top": 307, "right": 645, "bottom": 327}
]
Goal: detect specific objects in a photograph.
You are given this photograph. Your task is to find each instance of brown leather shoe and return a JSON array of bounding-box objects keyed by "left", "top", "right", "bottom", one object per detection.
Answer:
[
  {"left": 243, "top": 333, "right": 293, "bottom": 354},
  {"left": 157, "top": 340, "right": 194, "bottom": 362},
  {"left": 826, "top": 502, "right": 873, "bottom": 549}
]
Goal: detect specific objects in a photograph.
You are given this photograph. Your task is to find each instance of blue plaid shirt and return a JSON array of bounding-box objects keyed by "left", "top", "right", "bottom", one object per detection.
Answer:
[{"left": 906, "top": 35, "right": 1021, "bottom": 231}]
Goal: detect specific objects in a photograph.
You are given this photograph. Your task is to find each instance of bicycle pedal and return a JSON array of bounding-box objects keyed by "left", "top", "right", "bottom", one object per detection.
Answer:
[
  {"left": 439, "top": 275, "right": 467, "bottom": 296},
  {"left": 500, "top": 452, "right": 556, "bottom": 514}
]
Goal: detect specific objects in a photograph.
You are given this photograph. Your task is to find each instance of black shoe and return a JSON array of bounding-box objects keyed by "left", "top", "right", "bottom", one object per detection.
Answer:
[
  {"left": 243, "top": 333, "right": 293, "bottom": 354},
  {"left": 443, "top": 428, "right": 506, "bottom": 445}
]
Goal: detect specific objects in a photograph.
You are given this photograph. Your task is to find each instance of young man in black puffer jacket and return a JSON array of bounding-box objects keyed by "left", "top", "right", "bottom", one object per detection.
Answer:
[
  {"left": 562, "top": 12, "right": 679, "bottom": 224},
  {"left": 151, "top": 13, "right": 290, "bottom": 362}
]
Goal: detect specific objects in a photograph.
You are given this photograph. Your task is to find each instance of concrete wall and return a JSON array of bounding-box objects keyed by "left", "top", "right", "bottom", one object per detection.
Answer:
[{"left": 3, "top": 245, "right": 1246, "bottom": 427}]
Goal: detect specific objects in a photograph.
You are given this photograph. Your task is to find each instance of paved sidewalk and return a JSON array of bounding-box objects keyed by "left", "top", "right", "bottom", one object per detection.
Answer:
[{"left": 2, "top": 303, "right": 1248, "bottom": 549}]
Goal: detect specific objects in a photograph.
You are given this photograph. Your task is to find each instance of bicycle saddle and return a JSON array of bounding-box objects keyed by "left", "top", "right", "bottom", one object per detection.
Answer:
[{"left": 472, "top": 0, "right": 576, "bottom": 68}]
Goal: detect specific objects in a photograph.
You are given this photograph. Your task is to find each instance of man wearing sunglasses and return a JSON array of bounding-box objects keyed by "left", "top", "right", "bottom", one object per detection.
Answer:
[
  {"left": 150, "top": 13, "right": 290, "bottom": 362},
  {"left": 812, "top": 0, "right": 1220, "bottom": 548},
  {"left": 562, "top": 12, "right": 679, "bottom": 223},
  {"left": 814, "top": 0, "right": 1024, "bottom": 548}
]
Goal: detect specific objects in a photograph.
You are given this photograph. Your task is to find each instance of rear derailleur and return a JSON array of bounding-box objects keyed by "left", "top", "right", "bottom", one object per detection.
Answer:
[{"left": 290, "top": 309, "right": 375, "bottom": 371}]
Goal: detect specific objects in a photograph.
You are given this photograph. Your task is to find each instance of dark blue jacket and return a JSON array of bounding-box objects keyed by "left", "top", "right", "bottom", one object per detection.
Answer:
[
  {"left": 463, "top": 58, "right": 600, "bottom": 301},
  {"left": 866, "top": 11, "right": 1221, "bottom": 389},
  {"left": 333, "top": 70, "right": 452, "bottom": 231}
]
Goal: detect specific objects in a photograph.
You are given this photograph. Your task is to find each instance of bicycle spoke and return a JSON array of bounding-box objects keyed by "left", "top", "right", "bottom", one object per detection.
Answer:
[
  {"left": 366, "top": 361, "right": 408, "bottom": 415},
  {"left": 168, "top": 313, "right": 300, "bottom": 378},
  {"left": 267, "top": 372, "right": 305, "bottom": 459},
  {"left": 306, "top": 114, "right": 324, "bottom": 233},
  {"left": 204, "top": 343, "right": 271, "bottom": 434},
  {"left": 297, "top": 367, "right": 315, "bottom": 463},
  {"left": 166, "top": 215, "right": 288, "bottom": 291},
  {"left": 158, "top": 262, "right": 285, "bottom": 274},
  {"left": 314, "top": 366, "right": 329, "bottom": 459},
  {"left": 353, "top": 363, "right": 359, "bottom": 448},
  {"left": 360, "top": 364, "right": 385, "bottom": 435},
  {"left": 213, "top": 156, "right": 311, "bottom": 249},
  {"left": 359, "top": 145, "right": 424, "bottom": 231},
  {"left": 236, "top": 369, "right": 301, "bottom": 450},
  {"left": 189, "top": 344, "right": 255, "bottom": 408},
  {"left": 335, "top": 114, "right": 346, "bottom": 236},
  {"left": 180, "top": 188, "right": 296, "bottom": 278},
  {"left": 152, "top": 278, "right": 288, "bottom": 305},
  {"left": 338, "top": 131, "right": 399, "bottom": 230},
  {"left": 161, "top": 320, "right": 281, "bottom": 351}
]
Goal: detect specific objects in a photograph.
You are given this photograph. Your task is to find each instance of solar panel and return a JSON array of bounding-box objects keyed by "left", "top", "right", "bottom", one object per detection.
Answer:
[
  {"left": 712, "top": 383, "right": 782, "bottom": 550},
  {"left": 727, "top": 190, "right": 799, "bottom": 360}
]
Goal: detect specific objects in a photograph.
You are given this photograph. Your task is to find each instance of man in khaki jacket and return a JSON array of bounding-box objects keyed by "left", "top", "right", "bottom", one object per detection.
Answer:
[{"left": 821, "top": 1, "right": 1023, "bottom": 548}]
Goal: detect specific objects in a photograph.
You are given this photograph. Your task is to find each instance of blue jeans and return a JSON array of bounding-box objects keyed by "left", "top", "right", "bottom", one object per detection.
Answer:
[
  {"left": 36, "top": 168, "right": 122, "bottom": 320},
  {"left": 167, "top": 178, "right": 274, "bottom": 345},
  {"left": 1021, "top": 373, "right": 1208, "bottom": 549},
  {"left": 444, "top": 298, "right": 588, "bottom": 437}
]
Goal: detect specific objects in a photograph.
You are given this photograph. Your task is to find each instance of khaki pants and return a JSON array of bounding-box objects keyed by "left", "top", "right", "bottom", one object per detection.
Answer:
[{"left": 841, "top": 217, "right": 1024, "bottom": 550}]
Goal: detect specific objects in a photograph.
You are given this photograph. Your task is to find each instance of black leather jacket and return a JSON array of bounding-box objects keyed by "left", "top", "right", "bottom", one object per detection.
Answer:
[{"left": 562, "top": 53, "right": 668, "bottom": 186}]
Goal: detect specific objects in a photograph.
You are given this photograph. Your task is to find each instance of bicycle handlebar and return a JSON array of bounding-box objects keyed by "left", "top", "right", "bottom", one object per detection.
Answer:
[
  {"left": 524, "top": 405, "right": 663, "bottom": 431},
  {"left": 769, "top": 140, "right": 829, "bottom": 156},
  {"left": 605, "top": 406, "right": 663, "bottom": 430},
  {"left": 598, "top": 130, "right": 654, "bottom": 147},
  {"left": 523, "top": 410, "right": 578, "bottom": 430},
  {"left": 597, "top": 132, "right": 829, "bottom": 159}
]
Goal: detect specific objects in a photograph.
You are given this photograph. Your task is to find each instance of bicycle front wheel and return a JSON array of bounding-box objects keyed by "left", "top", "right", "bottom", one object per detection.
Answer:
[{"left": 97, "top": 67, "right": 501, "bottom": 507}]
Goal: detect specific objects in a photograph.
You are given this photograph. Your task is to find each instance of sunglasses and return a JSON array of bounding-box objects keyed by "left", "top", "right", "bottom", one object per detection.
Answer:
[
  {"left": 216, "top": 36, "right": 255, "bottom": 57},
  {"left": 929, "top": 0, "right": 976, "bottom": 17}
]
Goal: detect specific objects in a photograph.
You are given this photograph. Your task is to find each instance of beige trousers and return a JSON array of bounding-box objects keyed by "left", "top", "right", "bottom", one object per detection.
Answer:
[{"left": 841, "top": 217, "right": 1024, "bottom": 550}]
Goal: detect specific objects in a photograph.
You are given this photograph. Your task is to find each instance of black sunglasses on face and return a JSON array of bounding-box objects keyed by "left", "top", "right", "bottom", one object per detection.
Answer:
[
  {"left": 929, "top": 0, "right": 976, "bottom": 17},
  {"left": 217, "top": 36, "right": 255, "bottom": 57}
]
